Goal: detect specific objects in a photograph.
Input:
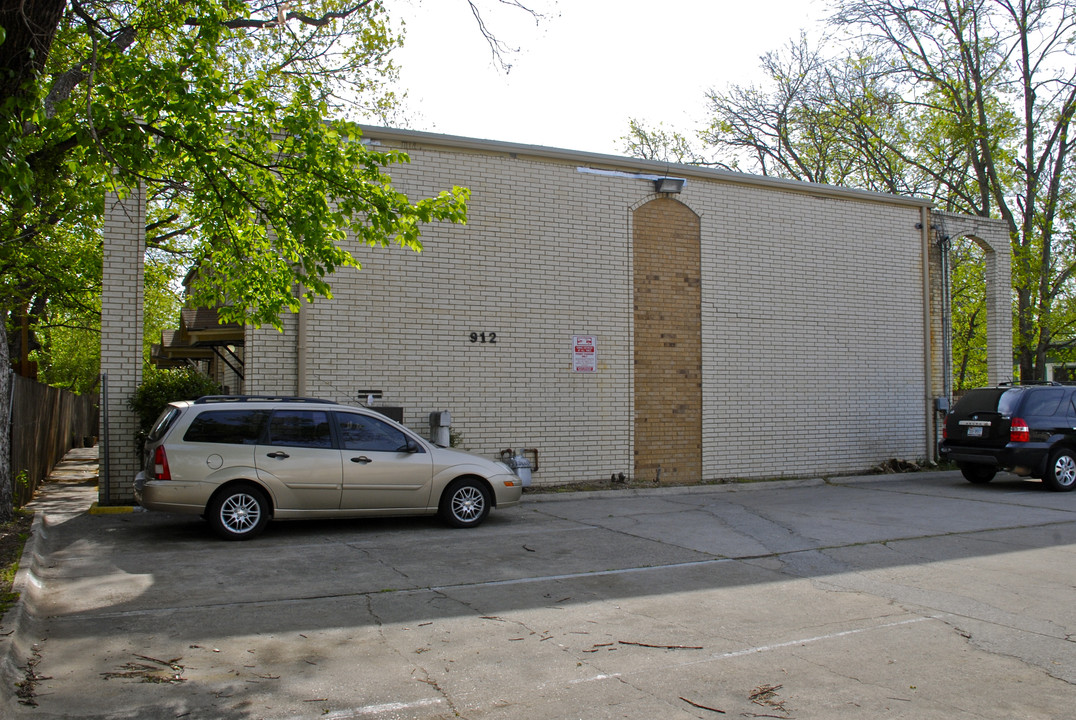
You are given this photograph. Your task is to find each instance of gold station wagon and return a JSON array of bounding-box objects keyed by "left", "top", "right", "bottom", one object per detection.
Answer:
[{"left": 134, "top": 396, "right": 524, "bottom": 539}]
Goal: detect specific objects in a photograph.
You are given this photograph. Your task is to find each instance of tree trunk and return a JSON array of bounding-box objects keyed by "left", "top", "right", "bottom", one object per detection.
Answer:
[
  {"left": 955, "top": 307, "right": 980, "bottom": 390},
  {"left": 0, "top": 316, "right": 13, "bottom": 522},
  {"left": 0, "top": 0, "right": 66, "bottom": 105},
  {"left": 1017, "top": 286, "right": 1035, "bottom": 382}
]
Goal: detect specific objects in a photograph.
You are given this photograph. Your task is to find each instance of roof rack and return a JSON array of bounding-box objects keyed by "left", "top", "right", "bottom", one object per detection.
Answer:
[
  {"left": 194, "top": 395, "right": 338, "bottom": 404},
  {"left": 996, "top": 381, "right": 1063, "bottom": 387}
]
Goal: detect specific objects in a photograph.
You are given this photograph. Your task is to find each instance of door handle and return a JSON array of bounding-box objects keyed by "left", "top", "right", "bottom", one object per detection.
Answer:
[
  {"left": 351, "top": 456, "right": 372, "bottom": 464},
  {"left": 266, "top": 451, "right": 290, "bottom": 460}
]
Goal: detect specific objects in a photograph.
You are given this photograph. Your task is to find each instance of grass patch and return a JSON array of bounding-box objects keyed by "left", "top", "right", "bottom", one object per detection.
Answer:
[{"left": 0, "top": 509, "right": 34, "bottom": 618}]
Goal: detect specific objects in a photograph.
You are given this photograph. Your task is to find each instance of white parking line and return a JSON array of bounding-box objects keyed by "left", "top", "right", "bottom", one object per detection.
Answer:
[
  {"left": 288, "top": 697, "right": 444, "bottom": 719},
  {"left": 688, "top": 615, "right": 933, "bottom": 667},
  {"left": 570, "top": 616, "right": 933, "bottom": 686},
  {"left": 570, "top": 672, "right": 623, "bottom": 685}
]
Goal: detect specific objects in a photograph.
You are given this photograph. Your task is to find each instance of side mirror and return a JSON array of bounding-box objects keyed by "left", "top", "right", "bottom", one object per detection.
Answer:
[{"left": 399, "top": 436, "right": 421, "bottom": 453}]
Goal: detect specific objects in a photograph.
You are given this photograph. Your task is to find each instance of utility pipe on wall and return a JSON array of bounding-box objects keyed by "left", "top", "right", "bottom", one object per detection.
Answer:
[
  {"left": 921, "top": 206, "right": 935, "bottom": 462},
  {"left": 297, "top": 285, "right": 308, "bottom": 396}
]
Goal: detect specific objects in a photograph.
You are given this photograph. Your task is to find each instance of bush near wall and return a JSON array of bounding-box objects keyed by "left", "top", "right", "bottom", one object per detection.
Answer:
[{"left": 128, "top": 367, "right": 221, "bottom": 453}]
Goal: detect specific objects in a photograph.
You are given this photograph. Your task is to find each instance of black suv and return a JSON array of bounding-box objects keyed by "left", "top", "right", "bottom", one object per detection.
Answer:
[{"left": 941, "top": 383, "right": 1076, "bottom": 491}]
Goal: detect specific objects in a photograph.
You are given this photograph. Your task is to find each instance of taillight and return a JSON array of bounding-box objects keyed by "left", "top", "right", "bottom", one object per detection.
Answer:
[
  {"left": 153, "top": 446, "right": 172, "bottom": 480},
  {"left": 942, "top": 421, "right": 948, "bottom": 440},
  {"left": 1010, "top": 418, "right": 1030, "bottom": 443}
]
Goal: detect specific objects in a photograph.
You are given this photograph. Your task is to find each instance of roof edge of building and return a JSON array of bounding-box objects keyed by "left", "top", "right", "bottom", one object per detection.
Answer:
[{"left": 358, "top": 124, "right": 936, "bottom": 210}]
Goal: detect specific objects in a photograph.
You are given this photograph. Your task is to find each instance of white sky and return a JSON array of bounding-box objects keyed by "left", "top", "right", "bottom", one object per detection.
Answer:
[{"left": 392, "top": 0, "right": 827, "bottom": 156}]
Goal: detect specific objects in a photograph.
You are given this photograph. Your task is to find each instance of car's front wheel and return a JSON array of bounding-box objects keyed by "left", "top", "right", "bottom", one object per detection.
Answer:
[
  {"left": 208, "top": 484, "right": 271, "bottom": 540},
  {"left": 440, "top": 478, "right": 491, "bottom": 528},
  {"left": 959, "top": 463, "right": 996, "bottom": 484},
  {"left": 1043, "top": 449, "right": 1076, "bottom": 492}
]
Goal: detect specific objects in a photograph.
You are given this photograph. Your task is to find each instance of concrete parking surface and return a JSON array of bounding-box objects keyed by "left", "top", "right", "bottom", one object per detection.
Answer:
[{"left": 3, "top": 465, "right": 1076, "bottom": 719}]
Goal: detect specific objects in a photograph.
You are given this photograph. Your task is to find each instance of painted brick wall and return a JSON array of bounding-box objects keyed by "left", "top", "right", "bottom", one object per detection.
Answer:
[
  {"left": 291, "top": 146, "right": 636, "bottom": 487},
  {"left": 246, "top": 313, "right": 299, "bottom": 396},
  {"left": 100, "top": 187, "right": 145, "bottom": 504},
  {"left": 694, "top": 186, "right": 929, "bottom": 478},
  {"left": 241, "top": 133, "right": 941, "bottom": 485}
]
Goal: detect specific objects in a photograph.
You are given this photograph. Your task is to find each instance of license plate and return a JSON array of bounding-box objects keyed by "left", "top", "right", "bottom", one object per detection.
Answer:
[{"left": 967, "top": 426, "right": 983, "bottom": 437}]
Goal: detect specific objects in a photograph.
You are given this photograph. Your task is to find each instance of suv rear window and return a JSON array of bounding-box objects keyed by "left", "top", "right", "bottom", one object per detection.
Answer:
[
  {"left": 184, "top": 409, "right": 270, "bottom": 445},
  {"left": 953, "top": 386, "right": 1069, "bottom": 417},
  {"left": 954, "top": 388, "right": 1034, "bottom": 416}
]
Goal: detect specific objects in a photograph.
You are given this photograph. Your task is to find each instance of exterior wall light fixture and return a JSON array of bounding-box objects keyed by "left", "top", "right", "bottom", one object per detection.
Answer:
[{"left": 654, "top": 177, "right": 686, "bottom": 193}]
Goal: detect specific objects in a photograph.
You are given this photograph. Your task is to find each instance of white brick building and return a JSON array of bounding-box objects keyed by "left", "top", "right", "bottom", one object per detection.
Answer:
[{"left": 103, "top": 127, "right": 1011, "bottom": 501}]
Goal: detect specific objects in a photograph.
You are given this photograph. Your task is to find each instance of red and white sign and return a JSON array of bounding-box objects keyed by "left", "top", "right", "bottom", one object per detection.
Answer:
[{"left": 572, "top": 335, "right": 597, "bottom": 373}]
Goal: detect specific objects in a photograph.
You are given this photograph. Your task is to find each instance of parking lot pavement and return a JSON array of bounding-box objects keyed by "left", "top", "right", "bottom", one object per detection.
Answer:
[{"left": 3, "top": 470, "right": 1076, "bottom": 719}]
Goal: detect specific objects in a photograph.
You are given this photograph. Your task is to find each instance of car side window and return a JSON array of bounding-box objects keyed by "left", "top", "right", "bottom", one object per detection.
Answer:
[
  {"left": 184, "top": 410, "right": 269, "bottom": 445},
  {"left": 266, "top": 410, "right": 333, "bottom": 448},
  {"left": 337, "top": 413, "right": 411, "bottom": 452},
  {"left": 1020, "top": 389, "right": 1065, "bottom": 416},
  {"left": 149, "top": 407, "right": 183, "bottom": 442}
]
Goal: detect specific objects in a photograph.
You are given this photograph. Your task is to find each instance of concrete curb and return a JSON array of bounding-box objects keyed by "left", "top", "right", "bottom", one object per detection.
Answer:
[
  {"left": 522, "top": 471, "right": 958, "bottom": 503},
  {"left": 0, "top": 512, "right": 48, "bottom": 713},
  {"left": 524, "top": 477, "right": 827, "bottom": 503},
  {"left": 2, "top": 445, "right": 100, "bottom": 712}
]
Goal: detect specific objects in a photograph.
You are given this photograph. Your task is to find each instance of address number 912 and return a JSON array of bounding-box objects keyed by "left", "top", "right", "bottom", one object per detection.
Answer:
[{"left": 469, "top": 332, "right": 497, "bottom": 344}]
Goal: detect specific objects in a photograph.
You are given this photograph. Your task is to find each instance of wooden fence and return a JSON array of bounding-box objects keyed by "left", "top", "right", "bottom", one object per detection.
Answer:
[{"left": 9, "top": 374, "right": 99, "bottom": 507}]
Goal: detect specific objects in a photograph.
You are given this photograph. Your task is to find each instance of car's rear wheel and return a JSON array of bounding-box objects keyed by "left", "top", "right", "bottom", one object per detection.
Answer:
[
  {"left": 1043, "top": 449, "right": 1076, "bottom": 492},
  {"left": 959, "top": 463, "right": 996, "bottom": 484},
  {"left": 440, "top": 478, "right": 491, "bottom": 528},
  {"left": 208, "top": 484, "right": 270, "bottom": 540}
]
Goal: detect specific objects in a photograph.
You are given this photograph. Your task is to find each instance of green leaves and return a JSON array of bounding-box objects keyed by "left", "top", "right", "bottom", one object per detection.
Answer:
[
  {"left": 3, "top": 0, "right": 470, "bottom": 355},
  {"left": 686, "top": 0, "right": 1076, "bottom": 382}
]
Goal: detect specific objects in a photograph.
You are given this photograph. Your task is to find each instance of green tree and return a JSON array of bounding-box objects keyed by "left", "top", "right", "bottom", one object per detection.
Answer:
[
  {"left": 620, "top": 119, "right": 713, "bottom": 166},
  {"left": 829, "top": 0, "right": 1076, "bottom": 383},
  {"left": 0, "top": 0, "right": 557, "bottom": 520},
  {"left": 949, "top": 237, "right": 990, "bottom": 391},
  {"left": 634, "top": 1, "right": 1075, "bottom": 386}
]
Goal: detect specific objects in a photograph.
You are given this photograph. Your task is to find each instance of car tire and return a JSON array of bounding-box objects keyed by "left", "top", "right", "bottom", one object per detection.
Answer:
[
  {"left": 208, "top": 484, "right": 271, "bottom": 540},
  {"left": 439, "top": 478, "right": 491, "bottom": 528},
  {"left": 1043, "top": 449, "right": 1076, "bottom": 492},
  {"left": 959, "top": 463, "right": 996, "bottom": 484}
]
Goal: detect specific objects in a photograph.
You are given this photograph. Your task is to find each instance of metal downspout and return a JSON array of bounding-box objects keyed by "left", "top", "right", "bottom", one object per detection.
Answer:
[
  {"left": 297, "top": 287, "right": 308, "bottom": 396},
  {"left": 939, "top": 231, "right": 953, "bottom": 403},
  {"left": 101, "top": 372, "right": 110, "bottom": 505},
  {"left": 921, "top": 207, "right": 935, "bottom": 462}
]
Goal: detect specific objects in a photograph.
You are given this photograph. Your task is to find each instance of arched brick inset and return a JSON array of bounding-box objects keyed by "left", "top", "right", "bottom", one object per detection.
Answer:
[
  {"left": 932, "top": 211, "right": 1012, "bottom": 385},
  {"left": 633, "top": 197, "right": 702, "bottom": 483}
]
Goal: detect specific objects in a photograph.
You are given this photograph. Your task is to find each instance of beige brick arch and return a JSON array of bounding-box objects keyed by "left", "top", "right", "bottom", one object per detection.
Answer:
[{"left": 933, "top": 211, "right": 1012, "bottom": 386}]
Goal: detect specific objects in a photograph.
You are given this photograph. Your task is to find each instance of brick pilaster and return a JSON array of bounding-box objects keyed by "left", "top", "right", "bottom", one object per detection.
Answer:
[{"left": 100, "top": 186, "right": 145, "bottom": 504}]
